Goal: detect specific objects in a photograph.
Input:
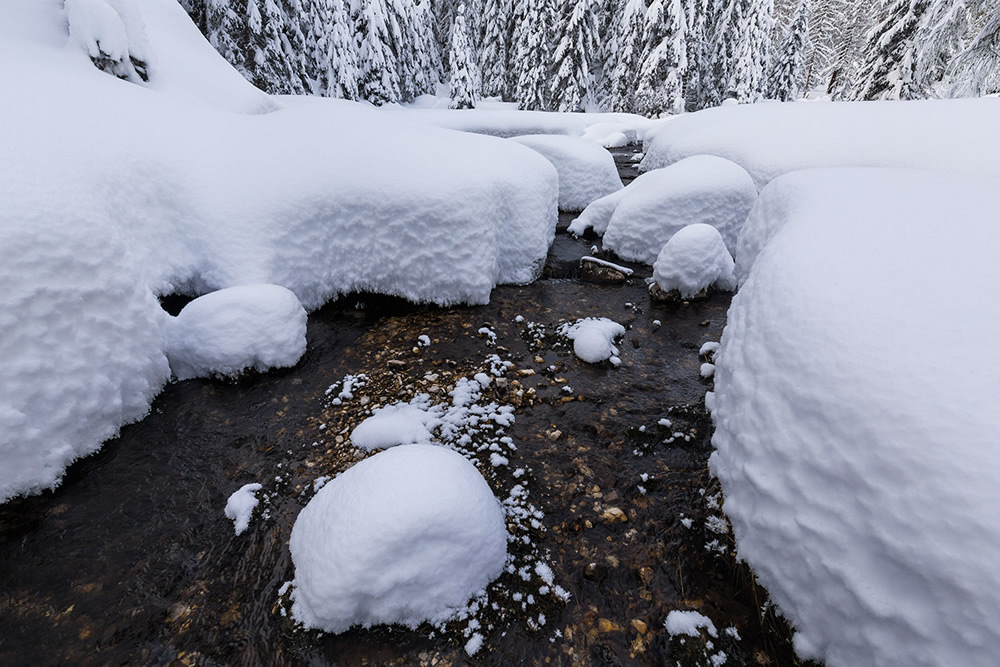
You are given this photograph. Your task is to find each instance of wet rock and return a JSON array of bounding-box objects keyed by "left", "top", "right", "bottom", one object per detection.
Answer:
[
  {"left": 597, "top": 618, "right": 623, "bottom": 634},
  {"left": 631, "top": 619, "right": 648, "bottom": 635},
  {"left": 638, "top": 567, "right": 654, "bottom": 586},
  {"left": 600, "top": 507, "right": 628, "bottom": 524},
  {"left": 649, "top": 282, "right": 710, "bottom": 302},
  {"left": 584, "top": 562, "right": 608, "bottom": 581},
  {"left": 581, "top": 257, "right": 632, "bottom": 283}
]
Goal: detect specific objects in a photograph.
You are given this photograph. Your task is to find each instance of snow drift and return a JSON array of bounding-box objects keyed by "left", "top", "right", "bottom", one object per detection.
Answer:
[
  {"left": 509, "top": 134, "right": 623, "bottom": 212},
  {"left": 709, "top": 168, "right": 1000, "bottom": 667},
  {"left": 289, "top": 444, "right": 508, "bottom": 632},
  {"left": 641, "top": 98, "right": 1000, "bottom": 189},
  {"left": 0, "top": 0, "right": 557, "bottom": 502}
]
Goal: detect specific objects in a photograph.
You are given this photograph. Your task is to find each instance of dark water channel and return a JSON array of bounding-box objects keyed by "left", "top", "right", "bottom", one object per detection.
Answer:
[{"left": 0, "top": 147, "right": 799, "bottom": 666}]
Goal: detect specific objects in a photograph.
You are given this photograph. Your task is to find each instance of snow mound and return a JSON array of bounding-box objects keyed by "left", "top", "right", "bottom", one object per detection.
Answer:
[
  {"left": 289, "top": 444, "right": 508, "bottom": 633},
  {"left": 710, "top": 168, "right": 1000, "bottom": 667},
  {"left": 350, "top": 401, "right": 436, "bottom": 450},
  {"left": 572, "top": 156, "right": 756, "bottom": 264},
  {"left": 641, "top": 99, "right": 1000, "bottom": 189},
  {"left": 166, "top": 285, "right": 307, "bottom": 380},
  {"left": 652, "top": 224, "right": 736, "bottom": 299},
  {"left": 224, "top": 482, "right": 262, "bottom": 536},
  {"left": 558, "top": 318, "right": 626, "bottom": 365},
  {"left": 509, "top": 135, "right": 623, "bottom": 212}
]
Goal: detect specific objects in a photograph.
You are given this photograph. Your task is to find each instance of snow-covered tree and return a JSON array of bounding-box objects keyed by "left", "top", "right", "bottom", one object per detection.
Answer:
[
  {"left": 947, "top": 3, "right": 1000, "bottom": 96},
  {"left": 449, "top": 3, "right": 480, "bottom": 107},
  {"left": 766, "top": 0, "right": 810, "bottom": 99},
  {"left": 850, "top": 0, "right": 931, "bottom": 100},
  {"left": 243, "top": 0, "right": 303, "bottom": 93},
  {"left": 352, "top": 0, "right": 401, "bottom": 103},
  {"left": 478, "top": 0, "right": 511, "bottom": 98},
  {"left": 684, "top": 0, "right": 712, "bottom": 109},
  {"left": 307, "top": 0, "right": 360, "bottom": 98},
  {"left": 608, "top": 0, "right": 647, "bottom": 111},
  {"left": 549, "top": 0, "right": 601, "bottom": 112},
  {"left": 207, "top": 0, "right": 248, "bottom": 76},
  {"left": 634, "top": 0, "right": 688, "bottom": 115},
  {"left": 730, "top": 0, "right": 775, "bottom": 102},
  {"left": 510, "top": 0, "right": 556, "bottom": 110}
]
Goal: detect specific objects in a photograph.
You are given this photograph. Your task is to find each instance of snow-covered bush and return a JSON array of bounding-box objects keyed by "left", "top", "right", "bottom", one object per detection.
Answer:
[
  {"left": 570, "top": 155, "right": 756, "bottom": 263},
  {"left": 641, "top": 98, "right": 1000, "bottom": 189},
  {"left": 652, "top": 224, "right": 736, "bottom": 299},
  {"left": 509, "top": 134, "right": 623, "bottom": 212},
  {"left": 166, "top": 285, "right": 308, "bottom": 380},
  {"left": 289, "top": 444, "right": 508, "bottom": 632},
  {"left": 710, "top": 167, "right": 1000, "bottom": 667}
]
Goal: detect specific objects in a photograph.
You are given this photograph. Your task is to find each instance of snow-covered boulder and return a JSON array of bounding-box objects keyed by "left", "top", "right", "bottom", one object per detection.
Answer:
[
  {"left": 509, "top": 134, "right": 623, "bottom": 212},
  {"left": 350, "top": 402, "right": 437, "bottom": 451},
  {"left": 289, "top": 444, "right": 508, "bottom": 633},
  {"left": 709, "top": 168, "right": 1000, "bottom": 667},
  {"left": 558, "top": 318, "right": 626, "bottom": 366},
  {"left": 166, "top": 285, "right": 307, "bottom": 380},
  {"left": 641, "top": 98, "right": 1000, "bottom": 189},
  {"left": 652, "top": 224, "right": 736, "bottom": 299},
  {"left": 571, "top": 156, "right": 756, "bottom": 264}
]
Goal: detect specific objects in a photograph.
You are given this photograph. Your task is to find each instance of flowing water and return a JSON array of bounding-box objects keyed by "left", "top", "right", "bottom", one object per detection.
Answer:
[{"left": 0, "top": 147, "right": 799, "bottom": 666}]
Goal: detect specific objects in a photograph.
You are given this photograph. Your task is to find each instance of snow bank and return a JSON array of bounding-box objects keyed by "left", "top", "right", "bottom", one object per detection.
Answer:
[
  {"left": 641, "top": 99, "right": 1000, "bottom": 189},
  {"left": 509, "top": 135, "right": 623, "bottom": 212},
  {"left": 652, "top": 224, "right": 736, "bottom": 299},
  {"left": 0, "top": 0, "right": 557, "bottom": 502},
  {"left": 710, "top": 168, "right": 1000, "bottom": 667},
  {"left": 575, "top": 156, "right": 756, "bottom": 264},
  {"left": 289, "top": 445, "right": 508, "bottom": 632},
  {"left": 166, "top": 285, "right": 307, "bottom": 380},
  {"left": 225, "top": 482, "right": 262, "bottom": 536},
  {"left": 558, "top": 318, "right": 626, "bottom": 365},
  {"left": 392, "top": 100, "right": 653, "bottom": 145}
]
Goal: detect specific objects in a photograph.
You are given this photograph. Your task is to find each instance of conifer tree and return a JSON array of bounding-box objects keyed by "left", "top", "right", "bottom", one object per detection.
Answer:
[
  {"left": 309, "top": 0, "right": 360, "bottom": 98},
  {"left": 766, "top": 0, "right": 810, "bottom": 100},
  {"left": 510, "top": 0, "right": 556, "bottom": 110},
  {"left": 449, "top": 3, "right": 480, "bottom": 107},
  {"left": 550, "top": 0, "right": 601, "bottom": 112},
  {"left": 610, "top": 0, "right": 648, "bottom": 112},
  {"left": 207, "top": 0, "right": 248, "bottom": 77},
  {"left": 851, "top": 0, "right": 931, "bottom": 100},
  {"left": 352, "top": 0, "right": 401, "bottom": 103},
  {"left": 684, "top": 0, "right": 711, "bottom": 110},
  {"left": 947, "top": 3, "right": 1000, "bottom": 96},
  {"left": 479, "top": 0, "right": 512, "bottom": 98},
  {"left": 635, "top": 0, "right": 688, "bottom": 115},
  {"left": 729, "top": 0, "right": 774, "bottom": 102}
]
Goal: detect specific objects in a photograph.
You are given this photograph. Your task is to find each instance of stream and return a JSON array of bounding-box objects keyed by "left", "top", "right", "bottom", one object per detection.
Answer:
[{"left": 0, "top": 147, "right": 799, "bottom": 666}]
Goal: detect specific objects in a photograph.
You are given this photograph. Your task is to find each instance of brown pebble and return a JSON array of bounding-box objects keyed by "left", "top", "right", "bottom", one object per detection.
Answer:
[
  {"left": 631, "top": 619, "right": 648, "bottom": 635},
  {"left": 597, "top": 618, "right": 622, "bottom": 633},
  {"left": 600, "top": 507, "right": 628, "bottom": 524}
]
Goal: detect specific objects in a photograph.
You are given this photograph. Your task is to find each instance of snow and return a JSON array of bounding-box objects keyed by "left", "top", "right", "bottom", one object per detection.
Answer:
[
  {"left": 225, "top": 483, "right": 263, "bottom": 536},
  {"left": 509, "top": 135, "right": 623, "bottom": 212},
  {"left": 641, "top": 99, "right": 1000, "bottom": 189},
  {"left": 0, "top": 0, "right": 558, "bottom": 502},
  {"left": 289, "top": 444, "right": 508, "bottom": 633},
  {"left": 350, "top": 401, "right": 436, "bottom": 451},
  {"left": 558, "top": 318, "right": 626, "bottom": 365},
  {"left": 664, "top": 610, "right": 718, "bottom": 638},
  {"left": 652, "top": 224, "right": 737, "bottom": 298},
  {"left": 393, "top": 99, "right": 653, "bottom": 145},
  {"left": 569, "top": 156, "right": 756, "bottom": 263},
  {"left": 709, "top": 168, "right": 1000, "bottom": 667},
  {"left": 166, "top": 285, "right": 307, "bottom": 380}
]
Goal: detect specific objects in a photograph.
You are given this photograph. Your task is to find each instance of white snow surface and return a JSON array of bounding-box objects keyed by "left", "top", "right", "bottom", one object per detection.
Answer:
[
  {"left": 166, "top": 285, "right": 307, "bottom": 380},
  {"left": 289, "top": 444, "right": 508, "bottom": 633},
  {"left": 710, "top": 168, "right": 1000, "bottom": 667},
  {"left": 664, "top": 610, "right": 718, "bottom": 638},
  {"left": 641, "top": 99, "right": 1000, "bottom": 189},
  {"left": 652, "top": 224, "right": 736, "bottom": 298},
  {"left": 509, "top": 135, "right": 623, "bottom": 212},
  {"left": 350, "top": 401, "right": 436, "bottom": 450},
  {"left": 558, "top": 318, "right": 626, "bottom": 365},
  {"left": 0, "top": 0, "right": 557, "bottom": 502},
  {"left": 225, "top": 482, "right": 262, "bottom": 536},
  {"left": 570, "top": 156, "right": 756, "bottom": 263}
]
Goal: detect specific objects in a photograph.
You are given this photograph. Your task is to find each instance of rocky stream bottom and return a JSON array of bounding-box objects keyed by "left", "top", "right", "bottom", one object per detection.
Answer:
[{"left": 0, "top": 148, "right": 802, "bottom": 666}]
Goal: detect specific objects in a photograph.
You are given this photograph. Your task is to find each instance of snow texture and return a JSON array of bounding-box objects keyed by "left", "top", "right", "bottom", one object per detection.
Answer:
[
  {"left": 641, "top": 98, "right": 1000, "bottom": 189},
  {"left": 710, "top": 168, "right": 1000, "bottom": 667},
  {"left": 509, "top": 135, "right": 623, "bottom": 212},
  {"left": 558, "top": 318, "right": 626, "bottom": 365},
  {"left": 350, "top": 401, "right": 436, "bottom": 450},
  {"left": 166, "top": 285, "right": 307, "bottom": 380},
  {"left": 664, "top": 610, "right": 718, "bottom": 638},
  {"left": 225, "top": 482, "right": 262, "bottom": 535},
  {"left": 571, "top": 156, "right": 756, "bottom": 263},
  {"left": 0, "top": 0, "right": 557, "bottom": 502},
  {"left": 289, "top": 444, "right": 508, "bottom": 633},
  {"left": 652, "top": 224, "right": 736, "bottom": 299}
]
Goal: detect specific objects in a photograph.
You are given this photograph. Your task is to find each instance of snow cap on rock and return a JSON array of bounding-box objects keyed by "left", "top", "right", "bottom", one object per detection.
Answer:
[
  {"left": 653, "top": 224, "right": 736, "bottom": 299},
  {"left": 509, "top": 134, "right": 623, "bottom": 212},
  {"left": 289, "top": 444, "right": 508, "bottom": 633}
]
